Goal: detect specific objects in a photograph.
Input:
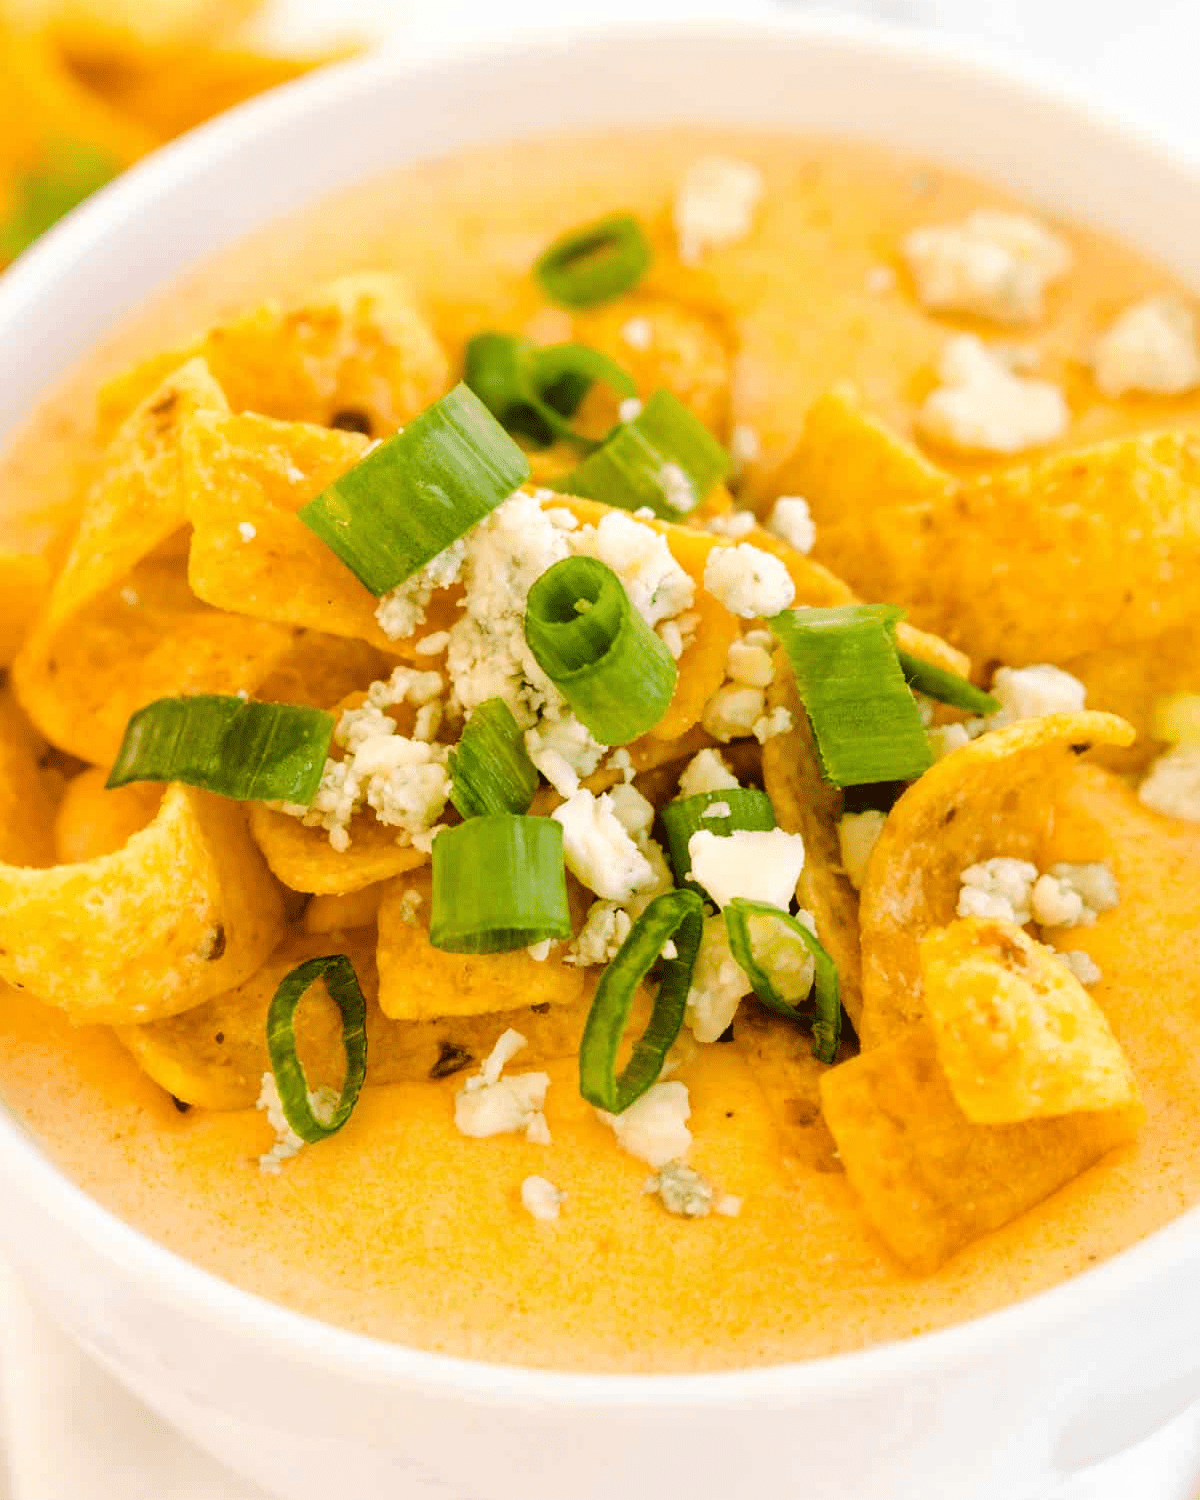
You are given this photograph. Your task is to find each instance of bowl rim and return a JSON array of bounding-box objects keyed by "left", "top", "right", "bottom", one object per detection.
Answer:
[{"left": 2, "top": 7, "right": 1199, "bottom": 1403}]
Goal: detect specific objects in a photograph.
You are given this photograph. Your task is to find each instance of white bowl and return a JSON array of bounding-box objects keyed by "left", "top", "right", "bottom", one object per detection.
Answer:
[{"left": 3, "top": 16, "right": 1200, "bottom": 1500}]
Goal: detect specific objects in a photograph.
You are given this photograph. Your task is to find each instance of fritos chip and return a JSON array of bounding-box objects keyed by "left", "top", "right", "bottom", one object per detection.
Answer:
[
  {"left": 857, "top": 712, "right": 1135, "bottom": 1050},
  {"left": 255, "top": 630, "right": 398, "bottom": 711},
  {"left": 15, "top": 0, "right": 265, "bottom": 65},
  {"left": 761, "top": 660, "right": 863, "bottom": 1027},
  {"left": 1062, "top": 622, "right": 1200, "bottom": 772},
  {"left": 248, "top": 802, "right": 429, "bottom": 895},
  {"left": 302, "top": 884, "right": 387, "bottom": 934},
  {"left": 0, "top": 784, "right": 283, "bottom": 1024},
  {"left": 819, "top": 1022, "right": 1143, "bottom": 1273},
  {"left": 118, "top": 927, "right": 594, "bottom": 1110},
  {"left": 769, "top": 383, "right": 953, "bottom": 527},
  {"left": 920, "top": 917, "right": 1137, "bottom": 1123},
  {"left": 376, "top": 870, "right": 588, "bottom": 1021},
  {"left": 99, "top": 274, "right": 450, "bottom": 436},
  {"left": 0, "top": 691, "right": 57, "bottom": 867},
  {"left": 53, "top": 764, "right": 162, "bottom": 863},
  {"left": 0, "top": 551, "right": 48, "bottom": 666},
  {"left": 735, "top": 1000, "right": 843, "bottom": 1173}
]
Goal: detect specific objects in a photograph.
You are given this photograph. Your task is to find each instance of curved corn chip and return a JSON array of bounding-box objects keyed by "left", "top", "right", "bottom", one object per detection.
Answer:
[
  {"left": 248, "top": 802, "right": 429, "bottom": 895},
  {"left": 53, "top": 765, "right": 162, "bottom": 864},
  {"left": 0, "top": 551, "right": 48, "bottom": 667},
  {"left": 24, "top": 0, "right": 264, "bottom": 65},
  {"left": 0, "top": 784, "right": 284, "bottom": 1024},
  {"left": 858, "top": 712, "right": 1135, "bottom": 1050},
  {"left": 0, "top": 691, "right": 57, "bottom": 868},
  {"left": 820, "top": 1022, "right": 1143, "bottom": 1273},
  {"left": 303, "top": 884, "right": 388, "bottom": 934},
  {"left": 920, "top": 917, "right": 1137, "bottom": 1124},
  {"left": 770, "top": 384, "right": 953, "bottom": 526},
  {"left": 255, "top": 630, "right": 398, "bottom": 711},
  {"left": 761, "top": 662, "right": 863, "bottom": 1027},
  {"left": 98, "top": 273, "right": 450, "bottom": 436},
  {"left": 376, "top": 870, "right": 589, "bottom": 1021},
  {"left": 118, "top": 927, "right": 594, "bottom": 1110}
]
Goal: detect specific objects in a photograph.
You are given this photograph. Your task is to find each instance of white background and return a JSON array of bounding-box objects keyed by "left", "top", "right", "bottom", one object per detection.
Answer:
[{"left": 2, "top": 0, "right": 1199, "bottom": 1496}]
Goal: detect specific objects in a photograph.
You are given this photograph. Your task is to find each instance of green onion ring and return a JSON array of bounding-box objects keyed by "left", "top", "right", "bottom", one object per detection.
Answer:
[
  {"left": 534, "top": 212, "right": 652, "bottom": 309},
  {"left": 898, "top": 650, "right": 1000, "bottom": 716},
  {"left": 464, "top": 333, "right": 636, "bottom": 451},
  {"left": 265, "top": 954, "right": 368, "bottom": 1143},
  {"left": 106, "top": 695, "right": 334, "bottom": 805},
  {"left": 430, "top": 815, "right": 572, "bottom": 953},
  {"left": 579, "top": 888, "right": 705, "bottom": 1114},
  {"left": 448, "top": 698, "right": 538, "bottom": 819},
  {"left": 724, "top": 899, "right": 842, "bottom": 1064},
  {"left": 524, "top": 556, "right": 677, "bottom": 745}
]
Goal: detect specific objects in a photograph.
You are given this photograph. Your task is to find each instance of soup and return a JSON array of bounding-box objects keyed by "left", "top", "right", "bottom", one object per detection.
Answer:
[{"left": 0, "top": 126, "right": 1197, "bottom": 1374}]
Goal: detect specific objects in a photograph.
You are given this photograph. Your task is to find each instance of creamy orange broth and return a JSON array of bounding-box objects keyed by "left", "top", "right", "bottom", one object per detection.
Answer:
[{"left": 1, "top": 128, "right": 1199, "bottom": 1372}]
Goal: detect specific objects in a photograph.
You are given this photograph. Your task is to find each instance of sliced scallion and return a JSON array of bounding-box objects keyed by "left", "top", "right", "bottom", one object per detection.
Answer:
[
  {"left": 534, "top": 212, "right": 652, "bottom": 309},
  {"left": 0, "top": 142, "right": 118, "bottom": 261},
  {"left": 660, "top": 788, "right": 777, "bottom": 892},
  {"left": 579, "top": 889, "right": 705, "bottom": 1113},
  {"left": 448, "top": 699, "right": 538, "bottom": 819},
  {"left": 265, "top": 954, "right": 368, "bottom": 1142},
  {"left": 769, "top": 604, "right": 933, "bottom": 788},
  {"left": 724, "top": 899, "right": 842, "bottom": 1064},
  {"left": 464, "top": 333, "right": 635, "bottom": 451},
  {"left": 554, "top": 389, "right": 729, "bottom": 520},
  {"left": 524, "top": 556, "right": 677, "bottom": 745},
  {"left": 430, "top": 815, "right": 571, "bottom": 953},
  {"left": 298, "top": 384, "right": 529, "bottom": 596},
  {"left": 106, "top": 695, "right": 334, "bottom": 804},
  {"left": 898, "top": 651, "right": 1000, "bottom": 716}
]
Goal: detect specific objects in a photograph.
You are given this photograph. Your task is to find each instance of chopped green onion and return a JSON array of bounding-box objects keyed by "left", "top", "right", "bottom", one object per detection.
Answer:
[
  {"left": 464, "top": 333, "right": 635, "bottom": 451},
  {"left": 524, "top": 556, "right": 677, "bottom": 745},
  {"left": 555, "top": 389, "right": 730, "bottom": 520},
  {"left": 579, "top": 889, "right": 705, "bottom": 1113},
  {"left": 0, "top": 142, "right": 119, "bottom": 261},
  {"left": 898, "top": 651, "right": 1000, "bottom": 715},
  {"left": 769, "top": 604, "right": 933, "bottom": 788},
  {"left": 106, "top": 695, "right": 334, "bottom": 804},
  {"left": 448, "top": 699, "right": 538, "bottom": 819},
  {"left": 534, "top": 212, "right": 652, "bottom": 309},
  {"left": 265, "top": 954, "right": 368, "bottom": 1142},
  {"left": 430, "top": 815, "right": 571, "bottom": 953},
  {"left": 660, "top": 788, "right": 777, "bottom": 892},
  {"left": 298, "top": 384, "right": 529, "bottom": 596},
  {"left": 724, "top": 899, "right": 842, "bottom": 1064}
]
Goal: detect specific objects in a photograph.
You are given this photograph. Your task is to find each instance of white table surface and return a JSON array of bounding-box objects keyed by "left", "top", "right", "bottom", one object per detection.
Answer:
[{"left": 4, "top": 1, "right": 1200, "bottom": 1496}]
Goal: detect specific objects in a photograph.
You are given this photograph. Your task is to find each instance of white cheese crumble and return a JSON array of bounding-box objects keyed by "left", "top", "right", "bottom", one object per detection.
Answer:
[
  {"left": 454, "top": 1029, "right": 551, "bottom": 1143},
  {"left": 375, "top": 537, "right": 467, "bottom": 641},
  {"left": 838, "top": 809, "right": 886, "bottom": 891},
  {"left": 524, "top": 712, "right": 604, "bottom": 798},
  {"left": 902, "top": 209, "right": 1072, "bottom": 323},
  {"left": 1138, "top": 743, "right": 1200, "bottom": 823},
  {"left": 598, "top": 1080, "right": 692, "bottom": 1168},
  {"left": 675, "top": 156, "right": 764, "bottom": 265},
  {"left": 703, "top": 543, "right": 796, "bottom": 618},
  {"left": 1092, "top": 295, "right": 1200, "bottom": 397},
  {"left": 414, "top": 631, "right": 450, "bottom": 656},
  {"left": 685, "top": 913, "right": 753, "bottom": 1042},
  {"left": 521, "top": 1175, "right": 565, "bottom": 1222},
  {"left": 644, "top": 1160, "right": 714, "bottom": 1218},
  {"left": 706, "top": 509, "right": 758, "bottom": 540},
  {"left": 1030, "top": 862, "right": 1119, "bottom": 929},
  {"left": 622, "top": 316, "right": 653, "bottom": 350},
  {"left": 1055, "top": 949, "right": 1103, "bottom": 987},
  {"left": 678, "top": 748, "right": 739, "bottom": 798},
  {"left": 237, "top": 520, "right": 257, "bottom": 542},
  {"left": 619, "top": 397, "right": 644, "bottom": 423},
  {"left": 570, "top": 510, "right": 695, "bottom": 627},
  {"left": 957, "top": 857, "right": 1039, "bottom": 925},
  {"left": 752, "top": 706, "right": 793, "bottom": 744},
  {"left": 927, "top": 722, "right": 971, "bottom": 760},
  {"left": 766, "top": 495, "right": 816, "bottom": 555},
  {"left": 688, "top": 827, "right": 806, "bottom": 911},
  {"left": 725, "top": 637, "right": 775, "bottom": 689},
  {"left": 659, "top": 462, "right": 696, "bottom": 514},
  {"left": 566, "top": 900, "right": 633, "bottom": 967},
  {"left": 295, "top": 668, "right": 451, "bottom": 851},
  {"left": 701, "top": 800, "right": 732, "bottom": 820},
  {"left": 553, "top": 787, "right": 656, "bottom": 901},
  {"left": 917, "top": 334, "right": 1069, "bottom": 455},
  {"left": 256, "top": 1071, "right": 337, "bottom": 1175},
  {"left": 607, "top": 781, "right": 657, "bottom": 843},
  {"left": 118, "top": 585, "right": 140, "bottom": 607},
  {"left": 397, "top": 888, "right": 423, "bottom": 925},
  {"left": 989, "top": 663, "right": 1087, "bottom": 727},
  {"left": 702, "top": 684, "right": 765, "bottom": 743}
]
